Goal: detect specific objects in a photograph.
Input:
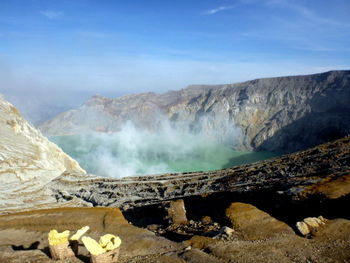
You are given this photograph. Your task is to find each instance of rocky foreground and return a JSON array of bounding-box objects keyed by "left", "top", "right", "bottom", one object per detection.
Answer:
[
  {"left": 0, "top": 197, "right": 349, "bottom": 262},
  {"left": 0, "top": 95, "right": 349, "bottom": 262}
]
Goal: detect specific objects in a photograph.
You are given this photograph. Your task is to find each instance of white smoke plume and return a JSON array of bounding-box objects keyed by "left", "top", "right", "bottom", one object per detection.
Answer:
[{"left": 50, "top": 118, "right": 244, "bottom": 178}]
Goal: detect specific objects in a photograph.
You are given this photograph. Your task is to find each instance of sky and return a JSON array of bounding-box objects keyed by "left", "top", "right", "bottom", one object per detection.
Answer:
[{"left": 0, "top": 0, "right": 349, "bottom": 122}]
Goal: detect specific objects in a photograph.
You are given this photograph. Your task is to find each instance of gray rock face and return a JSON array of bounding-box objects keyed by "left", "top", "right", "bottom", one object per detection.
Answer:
[
  {"left": 0, "top": 95, "right": 88, "bottom": 213},
  {"left": 0, "top": 94, "right": 349, "bottom": 219},
  {"left": 50, "top": 136, "right": 350, "bottom": 209},
  {"left": 39, "top": 70, "right": 350, "bottom": 153}
]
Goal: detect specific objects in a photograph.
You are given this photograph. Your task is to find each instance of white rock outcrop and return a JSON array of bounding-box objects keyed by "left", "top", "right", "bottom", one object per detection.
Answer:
[
  {"left": 0, "top": 95, "right": 86, "bottom": 213},
  {"left": 296, "top": 216, "right": 328, "bottom": 236}
]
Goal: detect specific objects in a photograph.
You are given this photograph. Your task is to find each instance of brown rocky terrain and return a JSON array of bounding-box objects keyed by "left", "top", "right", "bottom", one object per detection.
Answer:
[
  {"left": 0, "top": 133, "right": 349, "bottom": 262},
  {"left": 0, "top": 203, "right": 349, "bottom": 262}
]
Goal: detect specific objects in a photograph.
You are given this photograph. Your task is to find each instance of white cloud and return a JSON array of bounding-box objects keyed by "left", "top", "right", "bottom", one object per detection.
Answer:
[
  {"left": 202, "top": 5, "right": 235, "bottom": 15},
  {"left": 40, "top": 10, "right": 64, "bottom": 19}
]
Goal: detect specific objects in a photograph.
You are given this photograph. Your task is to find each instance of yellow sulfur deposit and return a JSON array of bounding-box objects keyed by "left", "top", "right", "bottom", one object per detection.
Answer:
[
  {"left": 70, "top": 226, "right": 90, "bottom": 241},
  {"left": 99, "top": 234, "right": 121, "bottom": 251},
  {"left": 82, "top": 234, "right": 122, "bottom": 256},
  {"left": 48, "top": 230, "right": 70, "bottom": 246},
  {"left": 82, "top": 236, "right": 106, "bottom": 256}
]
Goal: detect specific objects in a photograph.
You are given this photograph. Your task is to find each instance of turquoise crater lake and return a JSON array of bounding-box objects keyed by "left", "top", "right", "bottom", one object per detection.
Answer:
[{"left": 51, "top": 132, "right": 279, "bottom": 178}]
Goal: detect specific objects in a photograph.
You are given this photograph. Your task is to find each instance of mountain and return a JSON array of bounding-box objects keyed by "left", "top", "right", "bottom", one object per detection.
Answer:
[
  {"left": 39, "top": 70, "right": 350, "bottom": 153},
  {"left": 1, "top": 93, "right": 348, "bottom": 214},
  {"left": 1, "top": 93, "right": 349, "bottom": 262},
  {"left": 0, "top": 95, "right": 87, "bottom": 213}
]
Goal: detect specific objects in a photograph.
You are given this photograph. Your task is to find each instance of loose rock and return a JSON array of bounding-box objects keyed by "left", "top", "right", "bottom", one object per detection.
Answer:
[{"left": 296, "top": 222, "right": 310, "bottom": 236}]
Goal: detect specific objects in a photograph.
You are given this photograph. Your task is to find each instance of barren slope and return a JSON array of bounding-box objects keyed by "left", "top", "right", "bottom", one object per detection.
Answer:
[
  {"left": 40, "top": 70, "right": 350, "bottom": 152},
  {"left": 0, "top": 95, "right": 87, "bottom": 213}
]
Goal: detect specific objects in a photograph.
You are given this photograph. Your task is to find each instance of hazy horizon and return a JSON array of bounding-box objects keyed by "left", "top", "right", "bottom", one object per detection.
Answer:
[{"left": 1, "top": 0, "right": 349, "bottom": 122}]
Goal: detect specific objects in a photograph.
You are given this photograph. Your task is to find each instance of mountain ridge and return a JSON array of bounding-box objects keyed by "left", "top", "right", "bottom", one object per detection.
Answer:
[{"left": 39, "top": 70, "right": 350, "bottom": 153}]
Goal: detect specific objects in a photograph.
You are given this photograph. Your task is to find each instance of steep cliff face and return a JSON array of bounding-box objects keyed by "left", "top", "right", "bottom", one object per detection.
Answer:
[
  {"left": 39, "top": 70, "right": 350, "bottom": 152},
  {"left": 172, "top": 70, "right": 350, "bottom": 152},
  {"left": 0, "top": 95, "right": 87, "bottom": 213}
]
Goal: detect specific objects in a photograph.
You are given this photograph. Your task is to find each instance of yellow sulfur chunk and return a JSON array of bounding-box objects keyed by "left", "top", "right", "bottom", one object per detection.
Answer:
[
  {"left": 82, "top": 236, "right": 106, "bottom": 256},
  {"left": 70, "top": 226, "right": 90, "bottom": 241},
  {"left": 99, "top": 234, "right": 122, "bottom": 251},
  {"left": 48, "top": 230, "right": 70, "bottom": 246}
]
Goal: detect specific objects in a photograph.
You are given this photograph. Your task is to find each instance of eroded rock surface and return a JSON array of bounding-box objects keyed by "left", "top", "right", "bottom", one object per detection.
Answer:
[
  {"left": 225, "top": 202, "right": 294, "bottom": 240},
  {"left": 39, "top": 70, "right": 350, "bottom": 152},
  {"left": 0, "top": 95, "right": 87, "bottom": 214},
  {"left": 204, "top": 219, "right": 350, "bottom": 263},
  {"left": 165, "top": 200, "right": 188, "bottom": 225},
  {"left": 0, "top": 207, "right": 349, "bottom": 263},
  {"left": 50, "top": 136, "right": 350, "bottom": 210}
]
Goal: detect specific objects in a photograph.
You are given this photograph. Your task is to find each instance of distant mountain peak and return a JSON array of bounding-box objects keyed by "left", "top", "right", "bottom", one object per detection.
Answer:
[{"left": 39, "top": 71, "right": 350, "bottom": 153}]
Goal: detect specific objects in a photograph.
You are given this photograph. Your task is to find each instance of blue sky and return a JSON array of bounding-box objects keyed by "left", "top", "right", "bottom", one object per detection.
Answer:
[{"left": 0, "top": 0, "right": 349, "bottom": 121}]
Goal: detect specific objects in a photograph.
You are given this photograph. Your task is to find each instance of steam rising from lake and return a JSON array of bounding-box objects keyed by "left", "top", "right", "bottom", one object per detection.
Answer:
[{"left": 51, "top": 122, "right": 278, "bottom": 178}]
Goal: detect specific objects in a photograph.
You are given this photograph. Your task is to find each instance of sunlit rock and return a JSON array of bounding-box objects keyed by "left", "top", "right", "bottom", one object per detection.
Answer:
[
  {"left": 303, "top": 217, "right": 323, "bottom": 228},
  {"left": 0, "top": 95, "right": 87, "bottom": 213},
  {"left": 225, "top": 202, "right": 294, "bottom": 240},
  {"left": 296, "top": 216, "right": 328, "bottom": 236},
  {"left": 296, "top": 222, "right": 310, "bottom": 236}
]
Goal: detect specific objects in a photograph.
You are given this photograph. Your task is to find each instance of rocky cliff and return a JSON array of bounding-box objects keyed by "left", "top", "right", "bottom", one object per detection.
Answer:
[
  {"left": 39, "top": 70, "right": 350, "bottom": 153},
  {"left": 50, "top": 136, "right": 350, "bottom": 210},
  {"left": 0, "top": 95, "right": 87, "bottom": 213},
  {"left": 1, "top": 88, "right": 350, "bottom": 262},
  {"left": 1, "top": 93, "right": 349, "bottom": 215},
  {"left": 1, "top": 93, "right": 350, "bottom": 262}
]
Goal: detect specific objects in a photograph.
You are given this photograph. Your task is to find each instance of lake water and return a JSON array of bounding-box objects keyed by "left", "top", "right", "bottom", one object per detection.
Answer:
[{"left": 51, "top": 132, "right": 279, "bottom": 178}]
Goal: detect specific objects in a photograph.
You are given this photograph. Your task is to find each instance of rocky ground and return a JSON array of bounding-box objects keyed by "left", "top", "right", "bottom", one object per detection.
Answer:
[
  {"left": 0, "top": 203, "right": 349, "bottom": 263},
  {"left": 0, "top": 135, "right": 349, "bottom": 262},
  {"left": 50, "top": 136, "right": 350, "bottom": 213}
]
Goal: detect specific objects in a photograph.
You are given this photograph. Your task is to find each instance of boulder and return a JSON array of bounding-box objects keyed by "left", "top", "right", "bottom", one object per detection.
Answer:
[
  {"left": 225, "top": 202, "right": 294, "bottom": 240},
  {"left": 296, "top": 222, "right": 310, "bottom": 236},
  {"left": 165, "top": 199, "right": 188, "bottom": 225},
  {"left": 296, "top": 216, "right": 328, "bottom": 236}
]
